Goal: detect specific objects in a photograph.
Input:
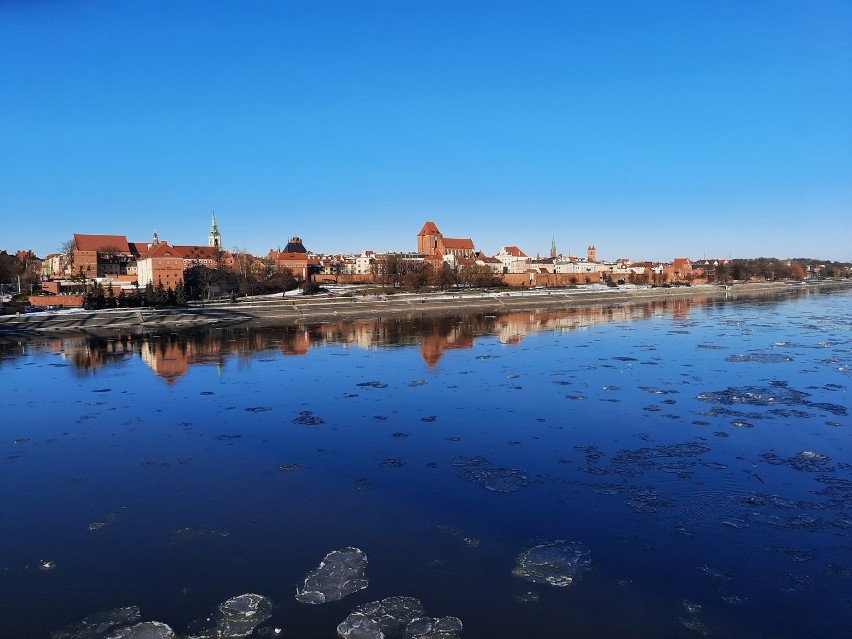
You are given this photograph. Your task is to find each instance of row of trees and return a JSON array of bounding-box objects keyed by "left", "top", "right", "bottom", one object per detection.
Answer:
[
  {"left": 0, "top": 250, "right": 41, "bottom": 295},
  {"left": 711, "top": 258, "right": 852, "bottom": 283},
  {"left": 368, "top": 258, "right": 502, "bottom": 291},
  {"left": 181, "top": 252, "right": 502, "bottom": 297},
  {"left": 83, "top": 281, "right": 188, "bottom": 310},
  {"left": 183, "top": 262, "right": 301, "bottom": 300}
]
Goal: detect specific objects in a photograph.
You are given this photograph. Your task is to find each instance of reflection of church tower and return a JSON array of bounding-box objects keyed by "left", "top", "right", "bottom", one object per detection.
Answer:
[{"left": 208, "top": 211, "right": 221, "bottom": 248}]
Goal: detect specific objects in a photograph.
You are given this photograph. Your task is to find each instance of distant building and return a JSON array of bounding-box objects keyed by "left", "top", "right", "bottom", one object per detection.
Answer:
[
  {"left": 283, "top": 236, "right": 307, "bottom": 253},
  {"left": 417, "top": 221, "right": 476, "bottom": 260},
  {"left": 495, "top": 246, "right": 529, "bottom": 273},
  {"left": 269, "top": 237, "right": 313, "bottom": 279},
  {"left": 175, "top": 245, "right": 223, "bottom": 270},
  {"left": 136, "top": 242, "right": 186, "bottom": 288},
  {"left": 71, "top": 233, "right": 140, "bottom": 278},
  {"left": 475, "top": 252, "right": 503, "bottom": 273},
  {"left": 587, "top": 245, "right": 597, "bottom": 262}
]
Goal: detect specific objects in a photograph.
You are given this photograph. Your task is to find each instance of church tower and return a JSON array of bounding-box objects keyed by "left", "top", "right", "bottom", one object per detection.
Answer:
[
  {"left": 417, "top": 221, "right": 443, "bottom": 257},
  {"left": 208, "top": 211, "right": 221, "bottom": 248},
  {"left": 587, "top": 245, "right": 597, "bottom": 262},
  {"left": 550, "top": 236, "right": 557, "bottom": 258}
]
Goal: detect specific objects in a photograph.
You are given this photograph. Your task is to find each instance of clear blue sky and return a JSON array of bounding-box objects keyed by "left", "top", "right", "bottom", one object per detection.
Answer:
[{"left": 2, "top": 0, "right": 850, "bottom": 262}]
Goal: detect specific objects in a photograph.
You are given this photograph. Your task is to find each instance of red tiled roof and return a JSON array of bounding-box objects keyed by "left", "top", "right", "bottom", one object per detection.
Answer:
[
  {"left": 672, "top": 258, "right": 692, "bottom": 270},
  {"left": 174, "top": 246, "right": 218, "bottom": 261},
  {"left": 140, "top": 243, "right": 184, "bottom": 259},
  {"left": 273, "top": 252, "right": 309, "bottom": 261},
  {"left": 418, "top": 221, "right": 441, "bottom": 236},
  {"left": 73, "top": 234, "right": 130, "bottom": 253},
  {"left": 502, "top": 246, "right": 527, "bottom": 257},
  {"left": 127, "top": 242, "right": 148, "bottom": 256},
  {"left": 442, "top": 237, "right": 474, "bottom": 249}
]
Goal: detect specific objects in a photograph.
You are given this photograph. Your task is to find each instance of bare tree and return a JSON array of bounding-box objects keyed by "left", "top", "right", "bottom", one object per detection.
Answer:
[{"left": 59, "top": 238, "right": 76, "bottom": 274}]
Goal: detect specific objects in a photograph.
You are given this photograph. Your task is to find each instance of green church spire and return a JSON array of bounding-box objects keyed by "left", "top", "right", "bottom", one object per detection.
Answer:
[{"left": 208, "top": 210, "right": 221, "bottom": 247}]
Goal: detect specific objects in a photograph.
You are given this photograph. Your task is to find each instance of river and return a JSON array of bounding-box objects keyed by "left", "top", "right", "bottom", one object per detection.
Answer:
[{"left": 1, "top": 287, "right": 850, "bottom": 638}]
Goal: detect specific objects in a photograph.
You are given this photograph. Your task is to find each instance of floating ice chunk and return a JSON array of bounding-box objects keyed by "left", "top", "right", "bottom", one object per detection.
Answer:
[
  {"left": 216, "top": 594, "right": 273, "bottom": 637},
  {"left": 698, "top": 383, "right": 808, "bottom": 407},
  {"left": 450, "top": 455, "right": 490, "bottom": 467},
  {"left": 512, "top": 541, "right": 591, "bottom": 587},
  {"left": 293, "top": 411, "right": 325, "bottom": 425},
  {"left": 725, "top": 353, "right": 792, "bottom": 363},
  {"left": 679, "top": 617, "right": 709, "bottom": 635},
  {"left": 340, "top": 597, "right": 426, "bottom": 638},
  {"left": 458, "top": 468, "right": 528, "bottom": 493},
  {"left": 639, "top": 386, "right": 678, "bottom": 395},
  {"left": 761, "top": 450, "right": 833, "bottom": 472},
  {"left": 296, "top": 547, "right": 369, "bottom": 604},
  {"left": 107, "top": 621, "right": 175, "bottom": 639},
  {"left": 338, "top": 598, "right": 463, "bottom": 639},
  {"left": 682, "top": 600, "right": 702, "bottom": 614},
  {"left": 612, "top": 443, "right": 710, "bottom": 464},
  {"left": 515, "top": 591, "right": 540, "bottom": 602},
  {"left": 52, "top": 606, "right": 142, "bottom": 639},
  {"left": 187, "top": 593, "right": 273, "bottom": 639},
  {"left": 699, "top": 565, "right": 732, "bottom": 581},
  {"left": 403, "top": 616, "right": 463, "bottom": 638},
  {"left": 336, "top": 613, "right": 383, "bottom": 639}
]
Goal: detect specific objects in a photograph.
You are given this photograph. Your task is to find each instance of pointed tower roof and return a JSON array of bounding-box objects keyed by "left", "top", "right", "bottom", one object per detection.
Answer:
[
  {"left": 418, "top": 221, "right": 441, "bottom": 237},
  {"left": 208, "top": 211, "right": 222, "bottom": 247}
]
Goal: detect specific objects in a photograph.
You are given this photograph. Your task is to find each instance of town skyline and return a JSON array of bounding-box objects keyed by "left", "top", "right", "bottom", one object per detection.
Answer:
[
  {"left": 2, "top": 2, "right": 850, "bottom": 262},
  {"left": 6, "top": 211, "right": 851, "bottom": 267}
]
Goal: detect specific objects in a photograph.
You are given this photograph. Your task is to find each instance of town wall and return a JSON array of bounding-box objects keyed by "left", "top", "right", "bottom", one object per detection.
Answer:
[
  {"left": 501, "top": 272, "right": 603, "bottom": 287},
  {"left": 28, "top": 295, "right": 85, "bottom": 308}
]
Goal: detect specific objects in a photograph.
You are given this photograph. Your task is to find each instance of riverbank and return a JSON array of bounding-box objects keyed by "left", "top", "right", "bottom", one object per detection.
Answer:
[{"left": 1, "top": 281, "right": 848, "bottom": 337}]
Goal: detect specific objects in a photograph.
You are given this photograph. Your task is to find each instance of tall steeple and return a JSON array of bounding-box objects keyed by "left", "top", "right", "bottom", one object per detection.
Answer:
[
  {"left": 550, "top": 235, "right": 557, "bottom": 258},
  {"left": 208, "top": 211, "right": 221, "bottom": 248}
]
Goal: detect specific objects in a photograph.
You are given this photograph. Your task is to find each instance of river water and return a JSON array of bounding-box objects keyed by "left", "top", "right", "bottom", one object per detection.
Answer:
[{"left": 1, "top": 287, "right": 850, "bottom": 638}]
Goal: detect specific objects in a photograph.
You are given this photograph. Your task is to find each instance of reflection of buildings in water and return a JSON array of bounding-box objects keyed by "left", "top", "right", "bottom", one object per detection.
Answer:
[
  {"left": 493, "top": 298, "right": 702, "bottom": 339},
  {"left": 278, "top": 329, "right": 310, "bottom": 356},
  {"left": 57, "top": 337, "right": 135, "bottom": 375},
  {"left": 139, "top": 340, "right": 190, "bottom": 384},
  {"left": 670, "top": 299, "right": 693, "bottom": 323},
  {"left": 39, "top": 297, "right": 708, "bottom": 381},
  {"left": 419, "top": 324, "right": 475, "bottom": 367}
]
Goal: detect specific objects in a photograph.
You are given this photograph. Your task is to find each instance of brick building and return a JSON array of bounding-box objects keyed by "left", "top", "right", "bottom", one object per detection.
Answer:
[{"left": 417, "top": 221, "right": 476, "bottom": 260}]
